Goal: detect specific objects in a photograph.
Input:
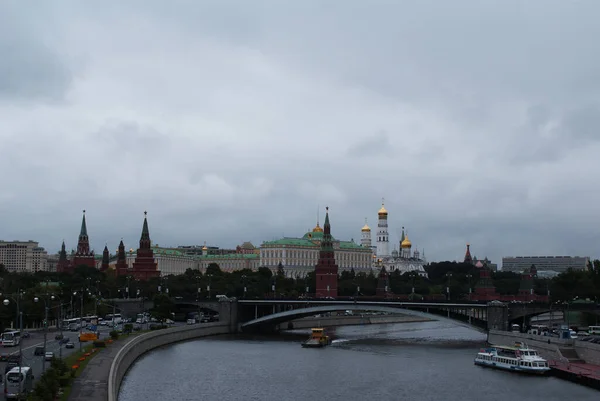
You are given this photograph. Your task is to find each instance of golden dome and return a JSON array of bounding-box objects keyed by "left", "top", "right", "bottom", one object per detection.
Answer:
[
  {"left": 401, "top": 235, "right": 412, "bottom": 248},
  {"left": 378, "top": 201, "right": 388, "bottom": 216},
  {"left": 361, "top": 218, "right": 370, "bottom": 232},
  {"left": 312, "top": 223, "right": 324, "bottom": 233}
]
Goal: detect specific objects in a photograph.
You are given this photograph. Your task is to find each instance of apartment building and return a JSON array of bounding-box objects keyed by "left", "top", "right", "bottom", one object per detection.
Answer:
[{"left": 0, "top": 240, "right": 49, "bottom": 272}]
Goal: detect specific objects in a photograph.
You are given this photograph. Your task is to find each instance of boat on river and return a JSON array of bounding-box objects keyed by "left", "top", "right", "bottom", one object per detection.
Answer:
[
  {"left": 474, "top": 342, "right": 550, "bottom": 375},
  {"left": 302, "top": 328, "right": 331, "bottom": 348}
]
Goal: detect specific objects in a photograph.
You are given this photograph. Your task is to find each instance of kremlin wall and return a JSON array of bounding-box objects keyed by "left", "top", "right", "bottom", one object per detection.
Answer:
[{"left": 50, "top": 202, "right": 428, "bottom": 279}]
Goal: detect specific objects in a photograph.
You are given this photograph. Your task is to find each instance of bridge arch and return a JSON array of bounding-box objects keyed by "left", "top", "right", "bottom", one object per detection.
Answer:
[
  {"left": 174, "top": 302, "right": 221, "bottom": 313},
  {"left": 241, "top": 304, "right": 485, "bottom": 332}
]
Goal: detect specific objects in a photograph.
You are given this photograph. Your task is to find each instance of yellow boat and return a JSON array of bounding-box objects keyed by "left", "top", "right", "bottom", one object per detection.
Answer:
[{"left": 301, "top": 328, "right": 331, "bottom": 348}]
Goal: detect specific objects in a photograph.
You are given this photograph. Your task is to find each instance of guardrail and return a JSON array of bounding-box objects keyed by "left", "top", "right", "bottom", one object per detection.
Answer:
[{"left": 107, "top": 322, "right": 231, "bottom": 401}]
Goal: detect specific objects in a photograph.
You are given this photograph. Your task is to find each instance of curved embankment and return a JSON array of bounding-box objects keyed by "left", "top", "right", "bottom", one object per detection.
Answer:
[
  {"left": 278, "top": 314, "right": 433, "bottom": 330},
  {"left": 108, "top": 322, "right": 230, "bottom": 401}
]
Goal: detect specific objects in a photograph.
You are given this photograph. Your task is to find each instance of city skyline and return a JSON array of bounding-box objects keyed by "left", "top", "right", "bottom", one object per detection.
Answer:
[{"left": 2, "top": 2, "right": 600, "bottom": 265}]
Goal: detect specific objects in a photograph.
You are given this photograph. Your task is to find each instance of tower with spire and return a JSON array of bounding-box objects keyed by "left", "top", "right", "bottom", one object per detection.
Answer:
[
  {"left": 131, "top": 211, "right": 160, "bottom": 280},
  {"left": 115, "top": 239, "right": 129, "bottom": 276},
  {"left": 376, "top": 199, "right": 390, "bottom": 257},
  {"left": 400, "top": 228, "right": 412, "bottom": 259},
  {"left": 56, "top": 240, "right": 70, "bottom": 273},
  {"left": 463, "top": 244, "right": 473, "bottom": 265},
  {"left": 314, "top": 207, "right": 338, "bottom": 298},
  {"left": 69, "top": 210, "right": 97, "bottom": 270},
  {"left": 360, "top": 218, "right": 372, "bottom": 248},
  {"left": 100, "top": 245, "right": 110, "bottom": 272}
]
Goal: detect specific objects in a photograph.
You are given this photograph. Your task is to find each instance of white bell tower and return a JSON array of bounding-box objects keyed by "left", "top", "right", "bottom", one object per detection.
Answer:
[{"left": 376, "top": 199, "right": 390, "bottom": 257}]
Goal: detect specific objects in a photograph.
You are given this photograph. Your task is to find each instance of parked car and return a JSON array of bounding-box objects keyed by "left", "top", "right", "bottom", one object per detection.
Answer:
[
  {"left": 44, "top": 352, "right": 54, "bottom": 361},
  {"left": 65, "top": 342, "right": 74, "bottom": 349}
]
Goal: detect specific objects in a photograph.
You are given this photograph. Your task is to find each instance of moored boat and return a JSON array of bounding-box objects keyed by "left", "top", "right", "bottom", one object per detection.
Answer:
[
  {"left": 302, "top": 328, "right": 331, "bottom": 348},
  {"left": 474, "top": 342, "right": 550, "bottom": 375}
]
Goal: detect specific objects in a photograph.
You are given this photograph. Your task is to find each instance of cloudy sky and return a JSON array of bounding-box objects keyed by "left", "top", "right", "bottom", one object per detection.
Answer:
[{"left": 1, "top": 1, "right": 599, "bottom": 266}]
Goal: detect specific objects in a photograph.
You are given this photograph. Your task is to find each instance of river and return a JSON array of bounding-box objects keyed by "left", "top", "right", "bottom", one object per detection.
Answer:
[{"left": 119, "top": 321, "right": 599, "bottom": 401}]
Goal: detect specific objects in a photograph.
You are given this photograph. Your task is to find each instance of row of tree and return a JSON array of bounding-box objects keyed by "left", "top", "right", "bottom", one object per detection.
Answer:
[{"left": 0, "top": 259, "right": 598, "bottom": 328}]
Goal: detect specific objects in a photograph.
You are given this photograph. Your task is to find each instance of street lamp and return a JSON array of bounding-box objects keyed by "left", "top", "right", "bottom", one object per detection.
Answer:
[
  {"left": 1, "top": 291, "right": 24, "bottom": 384},
  {"left": 73, "top": 290, "right": 84, "bottom": 351},
  {"left": 241, "top": 275, "right": 247, "bottom": 299},
  {"left": 206, "top": 274, "right": 212, "bottom": 300},
  {"left": 466, "top": 274, "right": 472, "bottom": 301},
  {"left": 446, "top": 272, "right": 453, "bottom": 301},
  {"left": 34, "top": 294, "right": 55, "bottom": 373}
]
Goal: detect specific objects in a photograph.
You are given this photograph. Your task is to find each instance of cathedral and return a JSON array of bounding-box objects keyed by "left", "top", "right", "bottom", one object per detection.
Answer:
[{"left": 361, "top": 200, "right": 428, "bottom": 277}]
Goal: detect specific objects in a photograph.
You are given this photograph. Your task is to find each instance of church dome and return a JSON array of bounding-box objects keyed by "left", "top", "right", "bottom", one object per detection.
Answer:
[
  {"left": 312, "top": 223, "right": 324, "bottom": 233},
  {"left": 401, "top": 235, "right": 412, "bottom": 248},
  {"left": 378, "top": 204, "right": 388, "bottom": 216},
  {"left": 361, "top": 223, "right": 371, "bottom": 232}
]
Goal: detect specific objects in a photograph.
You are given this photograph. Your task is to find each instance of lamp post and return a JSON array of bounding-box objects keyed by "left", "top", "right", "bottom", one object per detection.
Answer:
[
  {"left": 241, "top": 275, "right": 247, "bottom": 299},
  {"left": 466, "top": 274, "right": 472, "bottom": 301},
  {"left": 206, "top": 274, "right": 212, "bottom": 300},
  {"left": 1, "top": 290, "right": 24, "bottom": 384},
  {"left": 34, "top": 293, "right": 55, "bottom": 373},
  {"left": 73, "top": 290, "right": 85, "bottom": 351},
  {"left": 446, "top": 272, "right": 453, "bottom": 301}
]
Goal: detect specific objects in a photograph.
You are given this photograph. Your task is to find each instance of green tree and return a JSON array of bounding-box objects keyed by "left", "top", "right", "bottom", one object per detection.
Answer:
[
  {"left": 276, "top": 262, "right": 285, "bottom": 278},
  {"left": 151, "top": 294, "right": 174, "bottom": 322}
]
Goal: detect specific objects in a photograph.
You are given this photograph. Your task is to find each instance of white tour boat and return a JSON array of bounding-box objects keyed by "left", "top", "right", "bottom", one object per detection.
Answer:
[{"left": 474, "top": 342, "right": 551, "bottom": 375}]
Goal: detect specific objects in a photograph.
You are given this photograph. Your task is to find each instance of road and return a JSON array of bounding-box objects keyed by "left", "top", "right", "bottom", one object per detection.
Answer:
[{"left": 0, "top": 327, "right": 113, "bottom": 392}]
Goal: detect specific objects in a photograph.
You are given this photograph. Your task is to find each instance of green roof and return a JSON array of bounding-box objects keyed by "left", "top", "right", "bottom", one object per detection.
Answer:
[
  {"left": 261, "top": 237, "right": 369, "bottom": 251},
  {"left": 200, "top": 253, "right": 258, "bottom": 260}
]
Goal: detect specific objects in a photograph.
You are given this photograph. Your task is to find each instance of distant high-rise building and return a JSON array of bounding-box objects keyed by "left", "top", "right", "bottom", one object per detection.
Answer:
[
  {"left": 0, "top": 240, "right": 48, "bottom": 273},
  {"left": 502, "top": 256, "right": 590, "bottom": 273}
]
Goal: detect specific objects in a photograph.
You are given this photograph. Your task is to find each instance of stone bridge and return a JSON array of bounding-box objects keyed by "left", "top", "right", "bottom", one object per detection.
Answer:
[{"left": 237, "top": 300, "right": 492, "bottom": 332}]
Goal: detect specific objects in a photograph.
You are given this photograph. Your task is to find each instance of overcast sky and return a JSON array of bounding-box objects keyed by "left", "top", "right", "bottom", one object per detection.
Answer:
[{"left": 1, "top": 1, "right": 599, "bottom": 266}]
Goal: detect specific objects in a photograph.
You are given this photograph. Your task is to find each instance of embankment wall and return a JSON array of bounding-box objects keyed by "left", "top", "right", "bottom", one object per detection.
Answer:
[{"left": 108, "top": 322, "right": 230, "bottom": 401}]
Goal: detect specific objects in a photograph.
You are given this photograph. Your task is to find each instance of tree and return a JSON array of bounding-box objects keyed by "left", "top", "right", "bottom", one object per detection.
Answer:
[
  {"left": 206, "top": 263, "right": 222, "bottom": 276},
  {"left": 276, "top": 262, "right": 285, "bottom": 278},
  {"left": 151, "top": 294, "right": 174, "bottom": 322}
]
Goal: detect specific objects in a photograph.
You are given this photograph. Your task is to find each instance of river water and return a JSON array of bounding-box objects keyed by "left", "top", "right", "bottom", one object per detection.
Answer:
[{"left": 119, "top": 321, "right": 599, "bottom": 401}]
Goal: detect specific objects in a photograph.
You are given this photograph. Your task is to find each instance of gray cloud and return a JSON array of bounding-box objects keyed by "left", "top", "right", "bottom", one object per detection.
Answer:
[
  {"left": 0, "top": 1, "right": 599, "bottom": 266},
  {"left": 0, "top": 3, "right": 72, "bottom": 103}
]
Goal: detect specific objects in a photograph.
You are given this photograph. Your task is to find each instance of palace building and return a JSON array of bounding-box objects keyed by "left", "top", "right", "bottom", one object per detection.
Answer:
[{"left": 259, "top": 217, "right": 372, "bottom": 278}]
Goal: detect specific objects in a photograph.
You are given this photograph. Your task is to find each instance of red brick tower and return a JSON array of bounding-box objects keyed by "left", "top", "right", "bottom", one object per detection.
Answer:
[
  {"left": 131, "top": 212, "right": 160, "bottom": 280},
  {"left": 473, "top": 260, "right": 497, "bottom": 300},
  {"left": 100, "top": 245, "right": 110, "bottom": 272},
  {"left": 70, "top": 210, "right": 96, "bottom": 270},
  {"left": 463, "top": 243, "right": 473, "bottom": 265},
  {"left": 315, "top": 207, "right": 338, "bottom": 298},
  {"left": 115, "top": 239, "right": 129, "bottom": 276},
  {"left": 56, "top": 241, "right": 70, "bottom": 273}
]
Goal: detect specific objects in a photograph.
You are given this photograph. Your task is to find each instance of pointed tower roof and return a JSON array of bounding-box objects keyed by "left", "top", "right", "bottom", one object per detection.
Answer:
[
  {"left": 320, "top": 206, "right": 334, "bottom": 252},
  {"left": 80, "top": 210, "right": 88, "bottom": 237},
  {"left": 361, "top": 218, "right": 371, "bottom": 232},
  {"left": 378, "top": 198, "right": 388, "bottom": 217},
  {"left": 400, "top": 226, "right": 405, "bottom": 242},
  {"left": 141, "top": 211, "right": 150, "bottom": 240},
  {"left": 464, "top": 243, "right": 473, "bottom": 264}
]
